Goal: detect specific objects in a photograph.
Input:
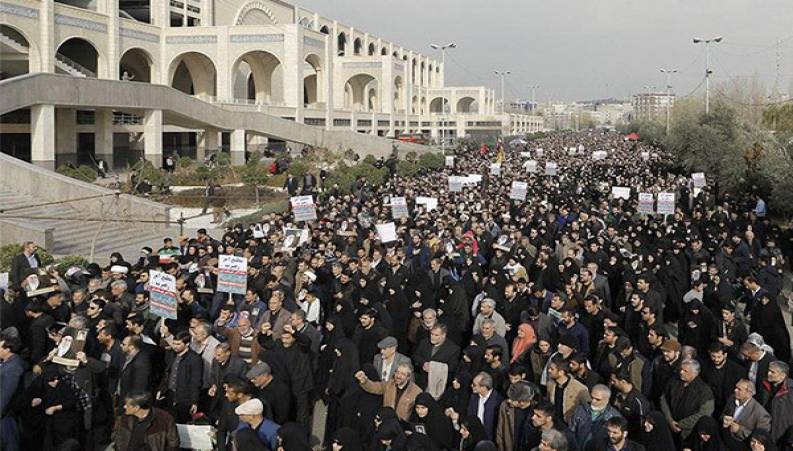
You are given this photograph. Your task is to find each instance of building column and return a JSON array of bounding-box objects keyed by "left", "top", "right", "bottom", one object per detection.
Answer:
[
  {"left": 230, "top": 129, "right": 245, "bottom": 165},
  {"left": 144, "top": 109, "right": 163, "bottom": 167},
  {"left": 99, "top": 0, "right": 119, "bottom": 79},
  {"left": 94, "top": 109, "right": 114, "bottom": 168},
  {"left": 283, "top": 26, "right": 304, "bottom": 122},
  {"left": 197, "top": 126, "right": 219, "bottom": 161},
  {"left": 31, "top": 105, "right": 55, "bottom": 169},
  {"left": 55, "top": 108, "right": 77, "bottom": 167},
  {"left": 39, "top": 0, "right": 54, "bottom": 73}
]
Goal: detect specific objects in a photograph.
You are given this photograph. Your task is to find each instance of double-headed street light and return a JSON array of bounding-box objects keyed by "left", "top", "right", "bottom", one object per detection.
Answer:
[
  {"left": 660, "top": 68, "right": 678, "bottom": 134},
  {"left": 494, "top": 70, "right": 511, "bottom": 113},
  {"left": 693, "top": 36, "right": 723, "bottom": 113}
]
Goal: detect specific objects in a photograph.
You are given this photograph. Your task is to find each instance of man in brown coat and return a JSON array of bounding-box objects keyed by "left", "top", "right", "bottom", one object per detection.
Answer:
[
  {"left": 547, "top": 357, "right": 591, "bottom": 424},
  {"left": 113, "top": 391, "right": 179, "bottom": 451},
  {"left": 496, "top": 381, "right": 536, "bottom": 451},
  {"left": 355, "top": 362, "right": 422, "bottom": 421}
]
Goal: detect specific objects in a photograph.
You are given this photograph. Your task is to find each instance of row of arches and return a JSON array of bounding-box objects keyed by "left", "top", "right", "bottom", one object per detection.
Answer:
[{"left": 429, "top": 97, "right": 480, "bottom": 114}]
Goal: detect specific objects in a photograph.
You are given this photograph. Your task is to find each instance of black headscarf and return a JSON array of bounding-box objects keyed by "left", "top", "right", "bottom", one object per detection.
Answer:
[
  {"left": 459, "top": 345, "right": 486, "bottom": 376},
  {"left": 408, "top": 392, "right": 454, "bottom": 450},
  {"left": 328, "top": 339, "right": 360, "bottom": 397},
  {"left": 439, "top": 371, "right": 473, "bottom": 416},
  {"left": 690, "top": 416, "right": 724, "bottom": 451},
  {"left": 640, "top": 411, "right": 675, "bottom": 451},
  {"left": 332, "top": 427, "right": 363, "bottom": 451},
  {"left": 277, "top": 423, "right": 311, "bottom": 451},
  {"left": 459, "top": 415, "right": 487, "bottom": 451}
]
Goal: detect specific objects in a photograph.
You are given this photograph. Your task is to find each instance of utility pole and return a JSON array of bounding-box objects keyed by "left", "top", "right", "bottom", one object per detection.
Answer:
[
  {"left": 430, "top": 42, "right": 456, "bottom": 151},
  {"left": 660, "top": 68, "right": 678, "bottom": 134},
  {"left": 494, "top": 70, "right": 510, "bottom": 113},
  {"left": 693, "top": 36, "right": 723, "bottom": 114}
]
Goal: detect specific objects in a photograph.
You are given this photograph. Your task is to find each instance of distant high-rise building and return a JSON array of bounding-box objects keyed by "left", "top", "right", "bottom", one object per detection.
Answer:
[{"left": 632, "top": 93, "right": 675, "bottom": 122}]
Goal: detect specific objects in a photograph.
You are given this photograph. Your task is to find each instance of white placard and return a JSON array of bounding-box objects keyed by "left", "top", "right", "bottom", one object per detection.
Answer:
[
  {"left": 545, "top": 162, "right": 558, "bottom": 175},
  {"left": 490, "top": 163, "right": 501, "bottom": 176},
  {"left": 520, "top": 151, "right": 532, "bottom": 158},
  {"left": 416, "top": 196, "right": 438, "bottom": 212},
  {"left": 640, "top": 151, "right": 650, "bottom": 161},
  {"left": 524, "top": 160, "right": 538, "bottom": 173},
  {"left": 290, "top": 195, "right": 317, "bottom": 222},
  {"left": 657, "top": 192, "right": 676, "bottom": 215},
  {"left": 177, "top": 424, "right": 214, "bottom": 450},
  {"left": 391, "top": 196, "right": 408, "bottom": 219},
  {"left": 0, "top": 272, "right": 7, "bottom": 291},
  {"left": 612, "top": 186, "right": 631, "bottom": 200},
  {"left": 445, "top": 156, "right": 455, "bottom": 167},
  {"left": 592, "top": 151, "right": 607, "bottom": 161},
  {"left": 376, "top": 222, "right": 398, "bottom": 243},
  {"left": 536, "top": 148, "right": 544, "bottom": 157},
  {"left": 510, "top": 181, "right": 528, "bottom": 201},
  {"left": 448, "top": 176, "right": 463, "bottom": 192},
  {"left": 217, "top": 255, "right": 247, "bottom": 295},
  {"left": 638, "top": 193, "right": 655, "bottom": 214},
  {"left": 692, "top": 172, "right": 706, "bottom": 188}
]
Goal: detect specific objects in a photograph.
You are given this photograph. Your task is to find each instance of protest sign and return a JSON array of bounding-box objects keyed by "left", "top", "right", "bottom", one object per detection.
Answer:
[
  {"left": 657, "top": 192, "right": 675, "bottom": 215},
  {"left": 448, "top": 176, "right": 463, "bottom": 192},
  {"left": 520, "top": 151, "right": 531, "bottom": 158},
  {"left": 217, "top": 255, "right": 247, "bottom": 295},
  {"left": 612, "top": 186, "right": 631, "bottom": 200},
  {"left": 641, "top": 151, "right": 650, "bottom": 161},
  {"left": 510, "top": 181, "right": 528, "bottom": 201},
  {"left": 638, "top": 193, "right": 655, "bottom": 214},
  {"left": 536, "top": 148, "right": 544, "bottom": 157},
  {"left": 490, "top": 163, "right": 501, "bottom": 176},
  {"left": 376, "top": 222, "right": 398, "bottom": 243},
  {"left": 177, "top": 425, "right": 214, "bottom": 450},
  {"left": 692, "top": 172, "right": 706, "bottom": 188},
  {"left": 290, "top": 195, "right": 317, "bottom": 222},
  {"left": 524, "top": 160, "right": 538, "bottom": 173},
  {"left": 545, "top": 162, "right": 558, "bottom": 175},
  {"left": 592, "top": 151, "right": 607, "bottom": 161},
  {"left": 149, "top": 270, "right": 177, "bottom": 319},
  {"left": 445, "top": 156, "right": 454, "bottom": 167},
  {"left": 282, "top": 228, "right": 303, "bottom": 250},
  {"left": 416, "top": 196, "right": 438, "bottom": 211},
  {"left": 391, "top": 196, "right": 408, "bottom": 219}
]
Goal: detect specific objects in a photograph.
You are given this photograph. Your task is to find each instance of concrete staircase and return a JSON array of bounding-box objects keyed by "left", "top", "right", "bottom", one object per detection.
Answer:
[
  {"left": 0, "top": 29, "right": 95, "bottom": 78},
  {"left": 0, "top": 186, "right": 176, "bottom": 262}
]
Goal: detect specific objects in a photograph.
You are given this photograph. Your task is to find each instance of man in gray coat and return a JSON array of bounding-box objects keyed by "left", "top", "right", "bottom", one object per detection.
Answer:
[
  {"left": 373, "top": 336, "right": 412, "bottom": 382},
  {"left": 721, "top": 378, "right": 771, "bottom": 449}
]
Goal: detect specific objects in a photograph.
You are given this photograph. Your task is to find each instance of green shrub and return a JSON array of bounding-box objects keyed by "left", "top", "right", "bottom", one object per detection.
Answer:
[
  {"left": 56, "top": 165, "right": 98, "bottom": 183},
  {"left": 266, "top": 173, "right": 287, "bottom": 188},
  {"left": 239, "top": 161, "right": 270, "bottom": 186},
  {"left": 363, "top": 154, "right": 377, "bottom": 165},
  {"left": 0, "top": 244, "right": 54, "bottom": 272},
  {"left": 396, "top": 160, "right": 419, "bottom": 177},
  {"left": 177, "top": 156, "right": 194, "bottom": 169},
  {"left": 286, "top": 161, "right": 310, "bottom": 178},
  {"left": 418, "top": 152, "right": 445, "bottom": 170}
]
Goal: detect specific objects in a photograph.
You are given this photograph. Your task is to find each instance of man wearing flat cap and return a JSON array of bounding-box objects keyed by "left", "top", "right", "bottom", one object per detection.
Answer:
[{"left": 374, "top": 336, "right": 412, "bottom": 382}]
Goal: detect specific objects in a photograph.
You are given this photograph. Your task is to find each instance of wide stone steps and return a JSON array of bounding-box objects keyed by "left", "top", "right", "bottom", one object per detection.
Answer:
[{"left": 0, "top": 186, "right": 176, "bottom": 263}]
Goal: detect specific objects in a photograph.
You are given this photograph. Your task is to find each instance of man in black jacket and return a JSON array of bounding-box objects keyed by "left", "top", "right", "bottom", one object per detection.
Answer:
[
  {"left": 157, "top": 331, "right": 203, "bottom": 423},
  {"left": 9, "top": 241, "right": 40, "bottom": 287},
  {"left": 412, "top": 323, "right": 460, "bottom": 389},
  {"left": 118, "top": 335, "right": 152, "bottom": 405},
  {"left": 25, "top": 301, "right": 54, "bottom": 365}
]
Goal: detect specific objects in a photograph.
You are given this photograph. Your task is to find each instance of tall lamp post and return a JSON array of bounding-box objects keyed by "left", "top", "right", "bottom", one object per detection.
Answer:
[
  {"left": 660, "top": 68, "right": 678, "bottom": 134},
  {"left": 528, "top": 84, "right": 540, "bottom": 111},
  {"left": 430, "top": 42, "right": 456, "bottom": 152},
  {"left": 494, "top": 70, "right": 510, "bottom": 113},
  {"left": 693, "top": 36, "right": 722, "bottom": 114}
]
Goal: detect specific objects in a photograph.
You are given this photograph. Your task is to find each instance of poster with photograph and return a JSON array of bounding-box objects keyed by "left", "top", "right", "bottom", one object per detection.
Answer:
[
  {"left": 391, "top": 196, "right": 408, "bottom": 219},
  {"left": 52, "top": 327, "right": 89, "bottom": 367}
]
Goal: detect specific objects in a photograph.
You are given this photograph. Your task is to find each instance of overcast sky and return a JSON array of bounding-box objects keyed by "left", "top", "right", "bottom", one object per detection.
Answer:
[{"left": 294, "top": 0, "right": 793, "bottom": 102}]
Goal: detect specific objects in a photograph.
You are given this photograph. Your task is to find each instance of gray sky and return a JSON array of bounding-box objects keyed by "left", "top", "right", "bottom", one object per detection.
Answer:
[{"left": 294, "top": 0, "right": 793, "bottom": 102}]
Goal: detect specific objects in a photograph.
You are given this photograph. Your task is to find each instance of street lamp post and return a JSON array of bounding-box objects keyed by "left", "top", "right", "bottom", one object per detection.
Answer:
[
  {"left": 430, "top": 42, "right": 456, "bottom": 152},
  {"left": 528, "top": 84, "right": 539, "bottom": 111},
  {"left": 494, "top": 70, "right": 510, "bottom": 113},
  {"left": 660, "top": 68, "right": 678, "bottom": 134},
  {"left": 693, "top": 36, "right": 723, "bottom": 114}
]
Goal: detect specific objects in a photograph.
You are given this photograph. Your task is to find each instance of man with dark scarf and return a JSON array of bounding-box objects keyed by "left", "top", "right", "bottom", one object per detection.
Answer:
[{"left": 659, "top": 358, "right": 714, "bottom": 447}]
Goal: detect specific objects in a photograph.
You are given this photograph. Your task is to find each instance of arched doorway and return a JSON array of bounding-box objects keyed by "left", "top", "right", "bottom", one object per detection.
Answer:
[
  {"left": 303, "top": 54, "right": 321, "bottom": 107},
  {"left": 0, "top": 24, "right": 39, "bottom": 77},
  {"left": 170, "top": 52, "right": 216, "bottom": 96},
  {"left": 368, "top": 43, "right": 376, "bottom": 56},
  {"left": 344, "top": 74, "right": 378, "bottom": 112},
  {"left": 353, "top": 38, "right": 362, "bottom": 55},
  {"left": 430, "top": 97, "right": 449, "bottom": 113},
  {"left": 232, "top": 51, "right": 282, "bottom": 104},
  {"left": 119, "top": 48, "right": 153, "bottom": 82},
  {"left": 456, "top": 97, "right": 479, "bottom": 113},
  {"left": 56, "top": 37, "right": 100, "bottom": 78},
  {"left": 393, "top": 76, "right": 404, "bottom": 112}
]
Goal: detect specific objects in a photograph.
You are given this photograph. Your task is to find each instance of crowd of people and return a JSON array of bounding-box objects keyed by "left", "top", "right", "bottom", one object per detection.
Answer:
[{"left": 2, "top": 130, "right": 793, "bottom": 451}]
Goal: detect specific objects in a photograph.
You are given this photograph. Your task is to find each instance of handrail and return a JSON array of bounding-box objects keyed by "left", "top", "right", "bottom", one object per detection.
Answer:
[{"left": 55, "top": 53, "right": 97, "bottom": 78}]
